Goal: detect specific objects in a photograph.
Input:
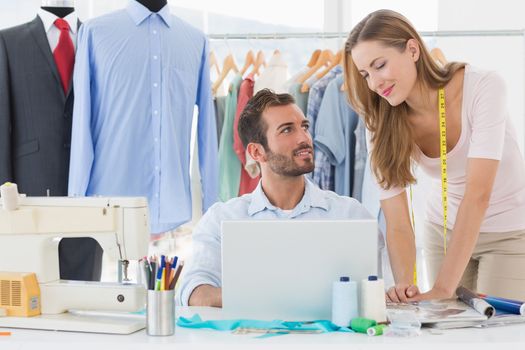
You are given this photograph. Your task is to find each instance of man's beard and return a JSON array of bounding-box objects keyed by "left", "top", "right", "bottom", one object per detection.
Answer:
[{"left": 265, "top": 144, "right": 314, "bottom": 177}]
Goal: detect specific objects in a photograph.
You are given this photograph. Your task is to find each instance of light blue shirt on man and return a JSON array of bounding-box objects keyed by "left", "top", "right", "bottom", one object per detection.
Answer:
[
  {"left": 176, "top": 177, "right": 373, "bottom": 306},
  {"left": 68, "top": 1, "right": 219, "bottom": 233}
]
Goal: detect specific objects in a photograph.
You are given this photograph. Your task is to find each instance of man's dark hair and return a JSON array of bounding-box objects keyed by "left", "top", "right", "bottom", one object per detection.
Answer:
[{"left": 238, "top": 89, "right": 296, "bottom": 150}]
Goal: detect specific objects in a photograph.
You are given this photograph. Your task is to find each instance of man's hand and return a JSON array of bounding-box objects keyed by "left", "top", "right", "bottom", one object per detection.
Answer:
[
  {"left": 386, "top": 284, "right": 420, "bottom": 303},
  {"left": 188, "top": 284, "right": 222, "bottom": 307}
]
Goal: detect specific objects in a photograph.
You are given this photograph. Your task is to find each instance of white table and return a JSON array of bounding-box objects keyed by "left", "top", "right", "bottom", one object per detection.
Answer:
[{"left": 2, "top": 307, "right": 525, "bottom": 350}]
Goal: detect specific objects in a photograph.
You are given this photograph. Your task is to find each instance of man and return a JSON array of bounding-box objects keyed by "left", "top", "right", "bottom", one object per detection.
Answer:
[{"left": 176, "top": 89, "right": 372, "bottom": 307}]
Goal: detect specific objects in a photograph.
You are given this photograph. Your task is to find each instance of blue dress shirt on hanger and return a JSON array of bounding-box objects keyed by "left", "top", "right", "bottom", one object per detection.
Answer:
[{"left": 69, "top": 1, "right": 219, "bottom": 233}]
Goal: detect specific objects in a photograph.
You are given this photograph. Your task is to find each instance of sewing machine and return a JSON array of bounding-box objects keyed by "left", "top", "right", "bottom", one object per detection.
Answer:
[{"left": 0, "top": 195, "right": 150, "bottom": 334}]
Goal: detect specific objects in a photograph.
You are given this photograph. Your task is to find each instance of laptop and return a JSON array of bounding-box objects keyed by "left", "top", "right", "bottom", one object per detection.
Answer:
[{"left": 221, "top": 220, "right": 378, "bottom": 320}]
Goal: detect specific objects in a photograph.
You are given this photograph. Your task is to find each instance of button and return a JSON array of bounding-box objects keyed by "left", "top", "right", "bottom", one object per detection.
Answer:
[
  {"left": 152, "top": 30, "right": 157, "bottom": 34},
  {"left": 154, "top": 138, "right": 158, "bottom": 142},
  {"left": 153, "top": 110, "right": 158, "bottom": 115},
  {"left": 155, "top": 166, "right": 159, "bottom": 171},
  {"left": 155, "top": 193, "right": 159, "bottom": 198},
  {"left": 153, "top": 55, "right": 158, "bottom": 60},
  {"left": 153, "top": 83, "right": 158, "bottom": 88}
]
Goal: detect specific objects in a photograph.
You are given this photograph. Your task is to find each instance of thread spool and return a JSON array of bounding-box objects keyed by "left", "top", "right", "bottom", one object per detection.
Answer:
[
  {"left": 0, "top": 182, "right": 19, "bottom": 211},
  {"left": 367, "top": 324, "right": 387, "bottom": 336},
  {"left": 350, "top": 317, "right": 376, "bottom": 333},
  {"left": 331, "top": 276, "right": 358, "bottom": 327},
  {"left": 361, "top": 275, "right": 387, "bottom": 323}
]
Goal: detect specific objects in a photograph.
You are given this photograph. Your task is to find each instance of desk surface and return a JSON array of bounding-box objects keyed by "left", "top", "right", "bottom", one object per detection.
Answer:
[{"left": 1, "top": 307, "right": 525, "bottom": 350}]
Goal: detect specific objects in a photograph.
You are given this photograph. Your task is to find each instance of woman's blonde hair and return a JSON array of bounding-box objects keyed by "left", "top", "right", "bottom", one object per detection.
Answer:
[{"left": 344, "top": 9, "right": 465, "bottom": 189}]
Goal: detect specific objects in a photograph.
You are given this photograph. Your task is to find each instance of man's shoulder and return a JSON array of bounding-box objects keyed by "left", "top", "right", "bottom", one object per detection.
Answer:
[
  {"left": 204, "top": 193, "right": 254, "bottom": 219},
  {"left": 320, "top": 189, "right": 373, "bottom": 219}
]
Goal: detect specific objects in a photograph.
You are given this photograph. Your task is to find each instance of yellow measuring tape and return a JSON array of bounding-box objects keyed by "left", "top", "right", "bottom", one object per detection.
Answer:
[
  {"left": 412, "top": 87, "right": 448, "bottom": 285},
  {"left": 438, "top": 87, "right": 448, "bottom": 255}
]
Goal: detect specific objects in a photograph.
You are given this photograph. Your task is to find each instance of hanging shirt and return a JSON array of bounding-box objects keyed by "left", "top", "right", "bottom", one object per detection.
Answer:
[
  {"left": 69, "top": 1, "right": 219, "bottom": 233},
  {"left": 314, "top": 74, "right": 359, "bottom": 197},
  {"left": 352, "top": 118, "right": 367, "bottom": 202},
  {"left": 233, "top": 74, "right": 260, "bottom": 196},
  {"left": 307, "top": 66, "right": 342, "bottom": 190},
  {"left": 253, "top": 50, "right": 289, "bottom": 94},
  {"left": 37, "top": 8, "right": 78, "bottom": 52},
  {"left": 218, "top": 74, "right": 243, "bottom": 202},
  {"left": 289, "top": 82, "right": 309, "bottom": 115},
  {"left": 176, "top": 177, "right": 373, "bottom": 306},
  {"left": 214, "top": 96, "right": 227, "bottom": 147}
]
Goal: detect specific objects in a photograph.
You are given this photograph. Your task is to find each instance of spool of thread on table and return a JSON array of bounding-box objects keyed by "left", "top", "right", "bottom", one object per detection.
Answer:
[
  {"left": 0, "top": 182, "right": 19, "bottom": 211},
  {"left": 361, "top": 275, "right": 387, "bottom": 323},
  {"left": 350, "top": 317, "right": 376, "bottom": 333},
  {"left": 367, "top": 324, "right": 387, "bottom": 336},
  {"left": 331, "top": 276, "right": 358, "bottom": 327}
]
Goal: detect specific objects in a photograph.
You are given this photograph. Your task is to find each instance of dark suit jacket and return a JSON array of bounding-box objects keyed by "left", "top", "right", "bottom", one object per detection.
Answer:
[{"left": 0, "top": 16, "right": 74, "bottom": 196}]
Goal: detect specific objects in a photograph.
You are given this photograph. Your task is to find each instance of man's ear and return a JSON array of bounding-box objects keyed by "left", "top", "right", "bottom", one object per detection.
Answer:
[{"left": 247, "top": 143, "right": 266, "bottom": 163}]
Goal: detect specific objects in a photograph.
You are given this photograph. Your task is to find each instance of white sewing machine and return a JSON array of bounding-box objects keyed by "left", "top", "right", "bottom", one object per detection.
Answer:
[{"left": 0, "top": 195, "right": 150, "bottom": 334}]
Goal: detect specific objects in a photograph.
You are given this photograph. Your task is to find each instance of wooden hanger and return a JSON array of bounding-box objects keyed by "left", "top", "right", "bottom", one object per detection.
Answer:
[
  {"left": 249, "top": 50, "right": 266, "bottom": 76},
  {"left": 430, "top": 47, "right": 447, "bottom": 67},
  {"left": 240, "top": 50, "right": 255, "bottom": 76},
  {"left": 209, "top": 51, "right": 221, "bottom": 76},
  {"left": 315, "top": 49, "right": 343, "bottom": 80},
  {"left": 212, "top": 54, "right": 239, "bottom": 95},
  {"left": 299, "top": 49, "right": 335, "bottom": 93},
  {"left": 307, "top": 49, "right": 321, "bottom": 68}
]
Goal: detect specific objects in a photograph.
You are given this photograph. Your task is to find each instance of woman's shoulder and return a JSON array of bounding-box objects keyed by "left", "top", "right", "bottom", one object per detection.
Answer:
[{"left": 464, "top": 65, "right": 505, "bottom": 91}]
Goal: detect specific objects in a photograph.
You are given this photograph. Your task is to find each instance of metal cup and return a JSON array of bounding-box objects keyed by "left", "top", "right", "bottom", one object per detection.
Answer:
[{"left": 147, "top": 289, "right": 175, "bottom": 336}]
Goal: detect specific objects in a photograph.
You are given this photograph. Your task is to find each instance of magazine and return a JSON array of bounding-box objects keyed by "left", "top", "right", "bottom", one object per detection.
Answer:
[{"left": 386, "top": 298, "right": 488, "bottom": 325}]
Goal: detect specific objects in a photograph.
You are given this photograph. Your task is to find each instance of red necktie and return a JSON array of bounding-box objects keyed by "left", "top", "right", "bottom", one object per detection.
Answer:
[{"left": 53, "top": 18, "right": 75, "bottom": 94}]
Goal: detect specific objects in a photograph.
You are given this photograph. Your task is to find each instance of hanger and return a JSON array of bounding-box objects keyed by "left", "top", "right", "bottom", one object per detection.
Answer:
[
  {"left": 41, "top": 0, "right": 74, "bottom": 18},
  {"left": 307, "top": 49, "right": 321, "bottom": 68},
  {"left": 430, "top": 47, "right": 447, "bottom": 67},
  {"left": 240, "top": 50, "right": 255, "bottom": 76},
  {"left": 315, "top": 49, "right": 343, "bottom": 80},
  {"left": 209, "top": 51, "right": 221, "bottom": 76},
  {"left": 298, "top": 49, "right": 335, "bottom": 93},
  {"left": 249, "top": 50, "right": 266, "bottom": 77},
  {"left": 212, "top": 54, "right": 239, "bottom": 95}
]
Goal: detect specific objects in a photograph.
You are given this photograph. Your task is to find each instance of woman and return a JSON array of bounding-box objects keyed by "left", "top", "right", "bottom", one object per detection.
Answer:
[{"left": 345, "top": 9, "right": 525, "bottom": 302}]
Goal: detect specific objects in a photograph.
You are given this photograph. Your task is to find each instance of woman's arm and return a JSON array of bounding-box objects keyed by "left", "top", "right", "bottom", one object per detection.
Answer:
[
  {"left": 410, "top": 158, "right": 499, "bottom": 301},
  {"left": 382, "top": 191, "right": 419, "bottom": 302}
]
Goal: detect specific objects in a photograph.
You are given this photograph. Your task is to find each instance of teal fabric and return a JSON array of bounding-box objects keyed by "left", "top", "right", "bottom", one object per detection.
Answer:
[
  {"left": 177, "top": 314, "right": 353, "bottom": 335},
  {"left": 218, "top": 74, "right": 243, "bottom": 201}
]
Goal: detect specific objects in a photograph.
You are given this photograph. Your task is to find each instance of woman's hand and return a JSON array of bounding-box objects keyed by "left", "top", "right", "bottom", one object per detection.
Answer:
[
  {"left": 386, "top": 284, "right": 420, "bottom": 303},
  {"left": 407, "top": 285, "right": 454, "bottom": 302}
]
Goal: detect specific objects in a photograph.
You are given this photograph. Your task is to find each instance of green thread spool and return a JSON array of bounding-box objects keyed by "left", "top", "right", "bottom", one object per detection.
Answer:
[
  {"left": 350, "top": 318, "right": 376, "bottom": 333},
  {"left": 367, "top": 324, "right": 387, "bottom": 336}
]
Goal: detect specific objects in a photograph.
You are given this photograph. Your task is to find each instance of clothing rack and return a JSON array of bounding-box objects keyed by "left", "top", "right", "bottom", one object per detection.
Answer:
[
  {"left": 207, "top": 30, "right": 525, "bottom": 40},
  {"left": 208, "top": 29, "right": 525, "bottom": 153}
]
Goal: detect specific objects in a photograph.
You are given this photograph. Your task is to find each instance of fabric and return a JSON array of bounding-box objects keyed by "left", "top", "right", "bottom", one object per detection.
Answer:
[
  {"left": 176, "top": 177, "right": 373, "bottom": 306},
  {"left": 423, "top": 221, "right": 525, "bottom": 300},
  {"left": 53, "top": 19, "right": 75, "bottom": 93},
  {"left": 177, "top": 314, "right": 352, "bottom": 334},
  {"left": 314, "top": 73, "right": 359, "bottom": 197},
  {"left": 233, "top": 74, "right": 259, "bottom": 195},
  {"left": 376, "top": 66, "right": 525, "bottom": 232},
  {"left": 213, "top": 96, "right": 227, "bottom": 146},
  {"left": 69, "top": 1, "right": 219, "bottom": 233},
  {"left": 253, "top": 50, "right": 289, "bottom": 94},
  {"left": 218, "top": 74, "right": 243, "bottom": 201},
  {"left": 36, "top": 8, "right": 77, "bottom": 52},
  {"left": 283, "top": 66, "right": 309, "bottom": 91},
  {"left": 288, "top": 82, "right": 308, "bottom": 115}
]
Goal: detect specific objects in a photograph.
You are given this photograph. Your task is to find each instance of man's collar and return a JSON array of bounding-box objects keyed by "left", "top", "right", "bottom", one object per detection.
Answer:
[
  {"left": 37, "top": 8, "right": 78, "bottom": 34},
  {"left": 126, "top": 0, "right": 172, "bottom": 27},
  {"left": 248, "top": 177, "right": 329, "bottom": 216}
]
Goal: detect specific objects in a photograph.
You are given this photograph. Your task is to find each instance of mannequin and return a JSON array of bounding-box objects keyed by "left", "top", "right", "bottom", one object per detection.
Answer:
[
  {"left": 41, "top": 0, "right": 74, "bottom": 18},
  {"left": 136, "top": 0, "right": 167, "bottom": 13}
]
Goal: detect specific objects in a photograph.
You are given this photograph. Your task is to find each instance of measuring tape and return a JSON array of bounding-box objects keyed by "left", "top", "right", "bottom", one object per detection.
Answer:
[
  {"left": 438, "top": 87, "right": 448, "bottom": 255},
  {"left": 411, "top": 87, "right": 448, "bottom": 285}
]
